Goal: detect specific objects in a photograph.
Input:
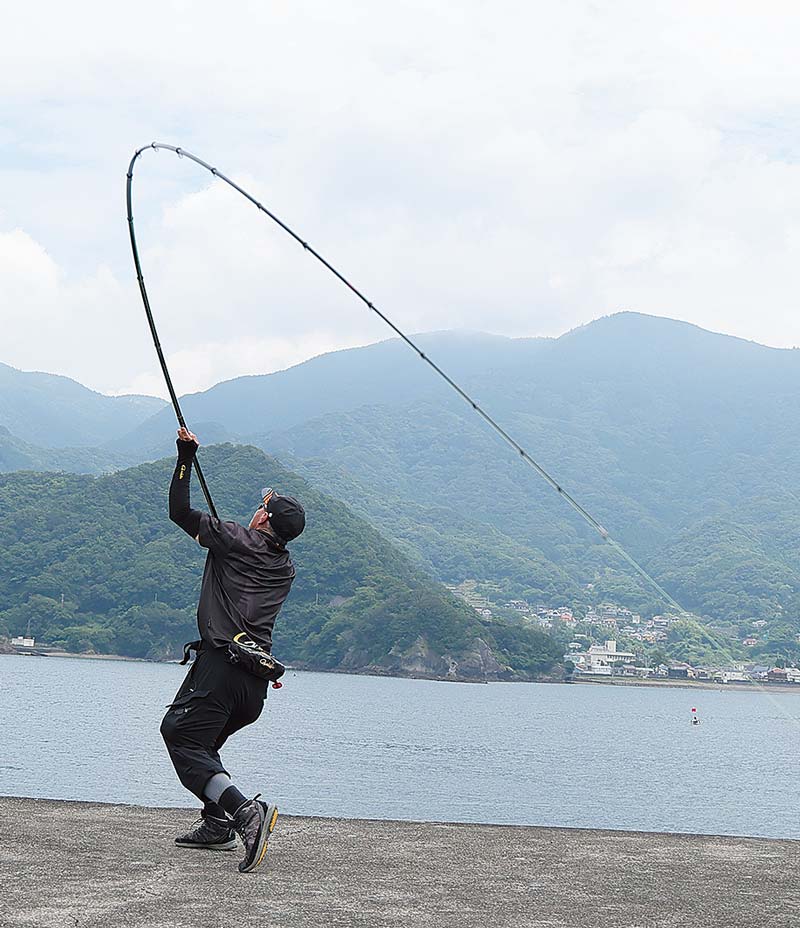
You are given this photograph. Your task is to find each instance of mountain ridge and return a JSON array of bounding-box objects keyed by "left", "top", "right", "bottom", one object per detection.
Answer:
[
  {"left": 0, "top": 361, "right": 167, "bottom": 448},
  {"left": 4, "top": 312, "right": 800, "bottom": 664}
]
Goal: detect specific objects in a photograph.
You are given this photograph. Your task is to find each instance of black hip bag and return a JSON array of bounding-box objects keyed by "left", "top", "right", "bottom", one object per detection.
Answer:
[
  {"left": 180, "top": 637, "right": 286, "bottom": 686},
  {"left": 226, "top": 632, "right": 286, "bottom": 684}
]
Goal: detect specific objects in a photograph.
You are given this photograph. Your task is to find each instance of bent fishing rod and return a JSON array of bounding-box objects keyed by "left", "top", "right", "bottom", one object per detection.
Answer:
[
  {"left": 126, "top": 148, "right": 219, "bottom": 520},
  {"left": 125, "top": 141, "right": 682, "bottom": 613}
]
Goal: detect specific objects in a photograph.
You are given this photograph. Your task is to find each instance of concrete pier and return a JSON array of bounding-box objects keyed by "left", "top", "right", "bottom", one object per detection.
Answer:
[{"left": 0, "top": 797, "right": 797, "bottom": 927}]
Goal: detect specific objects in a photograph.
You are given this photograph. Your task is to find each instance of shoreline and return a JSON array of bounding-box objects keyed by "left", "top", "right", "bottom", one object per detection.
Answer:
[
  {"left": 5, "top": 650, "right": 800, "bottom": 692},
  {"left": 569, "top": 674, "right": 800, "bottom": 693},
  {"left": 10, "top": 650, "right": 153, "bottom": 663}
]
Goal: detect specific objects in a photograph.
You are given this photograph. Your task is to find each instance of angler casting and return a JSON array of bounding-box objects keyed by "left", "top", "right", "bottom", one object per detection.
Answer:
[{"left": 162, "top": 426, "right": 305, "bottom": 873}]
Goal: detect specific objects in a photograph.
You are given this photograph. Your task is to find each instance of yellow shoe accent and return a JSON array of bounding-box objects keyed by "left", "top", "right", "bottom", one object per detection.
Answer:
[{"left": 254, "top": 807, "right": 278, "bottom": 869}]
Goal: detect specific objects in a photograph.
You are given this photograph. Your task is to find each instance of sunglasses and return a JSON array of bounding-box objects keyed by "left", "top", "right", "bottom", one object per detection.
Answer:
[{"left": 259, "top": 487, "right": 275, "bottom": 512}]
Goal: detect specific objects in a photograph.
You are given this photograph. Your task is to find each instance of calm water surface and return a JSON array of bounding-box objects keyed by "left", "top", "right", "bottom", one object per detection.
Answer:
[{"left": 1, "top": 654, "right": 798, "bottom": 837}]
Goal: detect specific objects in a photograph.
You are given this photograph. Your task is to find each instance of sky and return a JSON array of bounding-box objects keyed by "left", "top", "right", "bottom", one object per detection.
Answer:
[{"left": 2, "top": 1, "right": 800, "bottom": 397}]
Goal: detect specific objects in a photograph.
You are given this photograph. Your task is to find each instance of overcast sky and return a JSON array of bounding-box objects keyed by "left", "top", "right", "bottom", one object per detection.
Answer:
[{"left": 2, "top": 1, "right": 800, "bottom": 397}]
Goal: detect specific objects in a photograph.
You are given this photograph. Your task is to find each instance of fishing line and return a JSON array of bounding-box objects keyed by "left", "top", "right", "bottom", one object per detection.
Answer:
[{"left": 126, "top": 142, "right": 798, "bottom": 707}]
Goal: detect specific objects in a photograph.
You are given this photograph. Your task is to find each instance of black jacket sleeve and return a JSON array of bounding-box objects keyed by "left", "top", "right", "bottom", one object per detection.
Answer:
[{"left": 168, "top": 439, "right": 203, "bottom": 538}]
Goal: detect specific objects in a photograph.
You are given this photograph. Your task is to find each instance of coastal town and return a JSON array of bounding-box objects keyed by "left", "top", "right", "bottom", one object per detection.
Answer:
[
  {"left": 8, "top": 588, "right": 800, "bottom": 687},
  {"left": 446, "top": 582, "right": 800, "bottom": 687}
]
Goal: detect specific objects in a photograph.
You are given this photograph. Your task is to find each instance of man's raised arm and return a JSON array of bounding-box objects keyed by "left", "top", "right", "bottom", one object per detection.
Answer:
[{"left": 169, "top": 427, "right": 203, "bottom": 539}]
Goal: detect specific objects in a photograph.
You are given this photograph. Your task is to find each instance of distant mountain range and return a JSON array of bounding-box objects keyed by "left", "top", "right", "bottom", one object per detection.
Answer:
[
  {"left": 0, "top": 362, "right": 166, "bottom": 448},
  {"left": 3, "top": 313, "right": 800, "bottom": 664}
]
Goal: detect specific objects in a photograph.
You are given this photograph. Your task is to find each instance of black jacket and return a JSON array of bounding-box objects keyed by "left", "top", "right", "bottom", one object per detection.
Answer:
[{"left": 169, "top": 444, "right": 295, "bottom": 650}]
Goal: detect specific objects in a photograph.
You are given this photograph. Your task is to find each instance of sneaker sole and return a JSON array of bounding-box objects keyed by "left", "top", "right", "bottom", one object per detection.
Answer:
[
  {"left": 175, "top": 837, "right": 238, "bottom": 851},
  {"left": 239, "top": 804, "right": 278, "bottom": 873}
]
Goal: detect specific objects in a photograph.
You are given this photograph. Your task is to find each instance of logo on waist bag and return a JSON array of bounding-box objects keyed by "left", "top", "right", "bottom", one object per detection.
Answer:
[{"left": 233, "top": 632, "right": 274, "bottom": 666}]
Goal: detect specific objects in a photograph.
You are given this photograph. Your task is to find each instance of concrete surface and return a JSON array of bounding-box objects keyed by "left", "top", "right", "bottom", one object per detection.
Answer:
[{"left": 0, "top": 797, "right": 798, "bottom": 928}]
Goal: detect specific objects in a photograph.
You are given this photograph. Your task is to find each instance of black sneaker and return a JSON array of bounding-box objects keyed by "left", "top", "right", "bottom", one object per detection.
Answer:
[
  {"left": 175, "top": 812, "right": 238, "bottom": 851},
  {"left": 232, "top": 797, "right": 278, "bottom": 873}
]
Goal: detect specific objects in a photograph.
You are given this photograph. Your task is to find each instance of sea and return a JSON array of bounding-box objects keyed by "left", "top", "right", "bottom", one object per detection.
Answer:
[{"left": 1, "top": 653, "right": 798, "bottom": 838}]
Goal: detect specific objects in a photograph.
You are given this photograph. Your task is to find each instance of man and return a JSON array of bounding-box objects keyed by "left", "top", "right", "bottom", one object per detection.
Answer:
[{"left": 161, "top": 427, "right": 305, "bottom": 873}]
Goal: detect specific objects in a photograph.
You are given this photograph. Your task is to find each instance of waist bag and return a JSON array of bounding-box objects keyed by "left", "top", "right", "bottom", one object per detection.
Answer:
[
  {"left": 226, "top": 632, "right": 286, "bottom": 683},
  {"left": 180, "top": 637, "right": 286, "bottom": 685}
]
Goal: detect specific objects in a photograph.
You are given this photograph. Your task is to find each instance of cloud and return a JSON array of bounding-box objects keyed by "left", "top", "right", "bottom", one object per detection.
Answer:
[
  {"left": 0, "top": 229, "right": 153, "bottom": 388},
  {"left": 3, "top": 1, "right": 800, "bottom": 395}
]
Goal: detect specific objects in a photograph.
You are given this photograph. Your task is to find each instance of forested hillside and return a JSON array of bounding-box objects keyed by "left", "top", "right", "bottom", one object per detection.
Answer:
[
  {"left": 0, "top": 445, "right": 560, "bottom": 679},
  {"left": 4, "top": 313, "right": 800, "bottom": 664},
  {"left": 0, "top": 426, "right": 131, "bottom": 475},
  {"left": 251, "top": 315, "right": 800, "bottom": 649}
]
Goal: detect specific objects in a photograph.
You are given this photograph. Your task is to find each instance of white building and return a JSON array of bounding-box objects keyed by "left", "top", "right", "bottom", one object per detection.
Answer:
[
  {"left": 718, "top": 670, "right": 750, "bottom": 684},
  {"left": 11, "top": 636, "right": 35, "bottom": 648},
  {"left": 566, "top": 639, "right": 636, "bottom": 675}
]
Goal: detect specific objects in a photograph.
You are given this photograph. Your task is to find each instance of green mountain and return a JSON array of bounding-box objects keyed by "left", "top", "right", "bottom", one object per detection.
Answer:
[
  {"left": 0, "top": 362, "right": 166, "bottom": 447},
  {"left": 175, "top": 314, "right": 800, "bottom": 659},
  {"left": 144, "top": 315, "right": 793, "bottom": 628},
  {"left": 0, "top": 445, "right": 561, "bottom": 680},
  {"left": 5, "top": 313, "right": 800, "bottom": 664}
]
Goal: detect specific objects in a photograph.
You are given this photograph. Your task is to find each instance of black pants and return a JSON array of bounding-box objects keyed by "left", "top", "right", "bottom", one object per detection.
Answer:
[{"left": 160, "top": 645, "right": 268, "bottom": 800}]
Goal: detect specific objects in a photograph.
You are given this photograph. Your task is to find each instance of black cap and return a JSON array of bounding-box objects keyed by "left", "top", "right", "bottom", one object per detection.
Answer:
[{"left": 262, "top": 488, "right": 306, "bottom": 543}]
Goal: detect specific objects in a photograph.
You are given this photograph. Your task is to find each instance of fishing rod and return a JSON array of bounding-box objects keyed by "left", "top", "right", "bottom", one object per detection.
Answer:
[
  {"left": 126, "top": 148, "right": 219, "bottom": 520},
  {"left": 125, "top": 141, "right": 681, "bottom": 611}
]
